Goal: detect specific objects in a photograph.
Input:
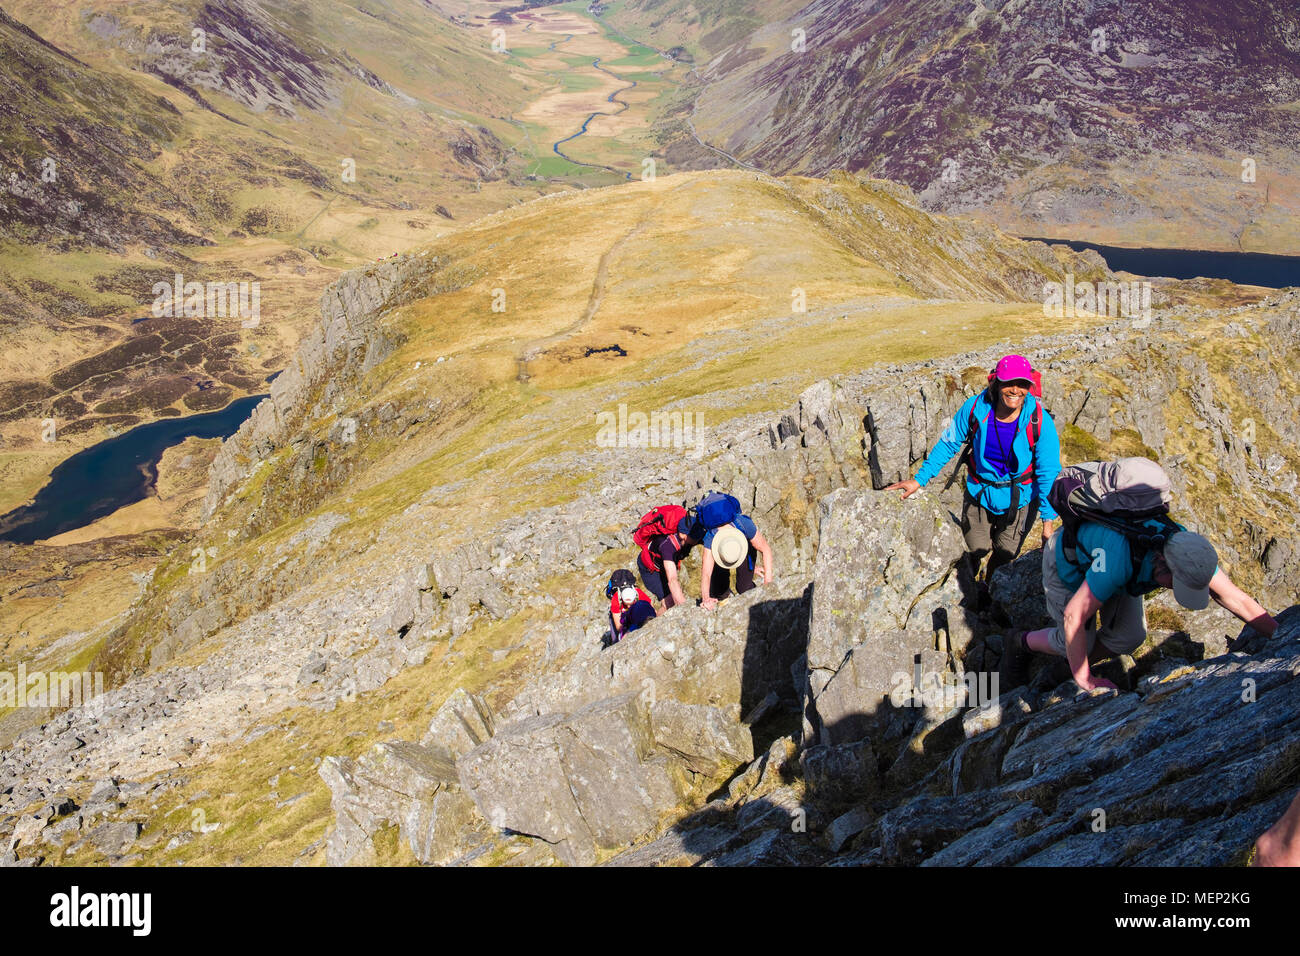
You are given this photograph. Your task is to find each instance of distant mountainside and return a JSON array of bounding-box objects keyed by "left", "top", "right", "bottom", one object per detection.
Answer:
[
  {"left": 0, "top": 0, "right": 555, "bottom": 516},
  {"left": 0, "top": 8, "right": 196, "bottom": 249},
  {"left": 656, "top": 0, "right": 1300, "bottom": 253},
  {"left": 0, "top": 0, "right": 524, "bottom": 253}
]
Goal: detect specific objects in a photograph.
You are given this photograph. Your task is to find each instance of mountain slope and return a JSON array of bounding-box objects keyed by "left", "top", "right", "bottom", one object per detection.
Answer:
[
  {"left": 0, "top": 0, "right": 689, "bottom": 524},
  {"left": 681, "top": 0, "right": 1300, "bottom": 253},
  {"left": 1, "top": 169, "right": 1295, "bottom": 866}
]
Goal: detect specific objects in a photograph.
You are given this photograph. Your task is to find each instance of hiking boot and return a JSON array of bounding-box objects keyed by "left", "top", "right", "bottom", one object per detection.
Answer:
[{"left": 1000, "top": 629, "right": 1032, "bottom": 689}]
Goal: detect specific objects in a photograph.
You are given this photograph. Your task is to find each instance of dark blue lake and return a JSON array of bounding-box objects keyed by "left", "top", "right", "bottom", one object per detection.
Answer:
[
  {"left": 0, "top": 394, "right": 266, "bottom": 545},
  {"left": 1020, "top": 238, "right": 1300, "bottom": 288}
]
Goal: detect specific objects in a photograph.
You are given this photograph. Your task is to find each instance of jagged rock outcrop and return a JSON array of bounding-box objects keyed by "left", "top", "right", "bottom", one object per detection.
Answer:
[
  {"left": 320, "top": 740, "right": 482, "bottom": 866},
  {"left": 457, "top": 694, "right": 688, "bottom": 866},
  {"left": 802, "top": 487, "right": 975, "bottom": 752},
  {"left": 204, "top": 254, "right": 436, "bottom": 519},
  {"left": 8, "top": 261, "right": 1297, "bottom": 866},
  {"left": 421, "top": 688, "right": 495, "bottom": 757},
  {"left": 306, "top": 300, "right": 1300, "bottom": 866},
  {"left": 501, "top": 580, "right": 810, "bottom": 722}
]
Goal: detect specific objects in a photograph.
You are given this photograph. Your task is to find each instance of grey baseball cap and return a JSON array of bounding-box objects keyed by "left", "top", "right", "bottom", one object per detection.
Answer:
[{"left": 1164, "top": 531, "right": 1218, "bottom": 610}]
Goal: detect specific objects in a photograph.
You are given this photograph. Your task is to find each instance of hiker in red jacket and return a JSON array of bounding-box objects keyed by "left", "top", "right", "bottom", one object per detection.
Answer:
[
  {"left": 604, "top": 569, "right": 656, "bottom": 644},
  {"left": 634, "top": 506, "right": 691, "bottom": 608}
]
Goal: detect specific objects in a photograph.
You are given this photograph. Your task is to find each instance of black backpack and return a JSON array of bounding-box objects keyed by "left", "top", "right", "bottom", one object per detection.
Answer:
[{"left": 605, "top": 568, "right": 637, "bottom": 599}]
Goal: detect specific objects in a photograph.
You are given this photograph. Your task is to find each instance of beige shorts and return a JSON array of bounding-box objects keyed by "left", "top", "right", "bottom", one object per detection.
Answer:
[{"left": 1041, "top": 530, "right": 1147, "bottom": 657}]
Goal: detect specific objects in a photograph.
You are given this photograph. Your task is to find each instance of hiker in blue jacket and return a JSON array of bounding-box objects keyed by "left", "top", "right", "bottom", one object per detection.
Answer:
[
  {"left": 678, "top": 492, "right": 774, "bottom": 609},
  {"left": 885, "top": 354, "right": 1062, "bottom": 584}
]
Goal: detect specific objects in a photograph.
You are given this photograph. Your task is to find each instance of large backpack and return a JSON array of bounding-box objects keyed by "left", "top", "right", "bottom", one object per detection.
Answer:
[
  {"left": 633, "top": 505, "right": 688, "bottom": 573},
  {"left": 695, "top": 491, "right": 741, "bottom": 529},
  {"left": 944, "top": 367, "right": 1043, "bottom": 494},
  {"left": 1049, "top": 458, "right": 1182, "bottom": 578}
]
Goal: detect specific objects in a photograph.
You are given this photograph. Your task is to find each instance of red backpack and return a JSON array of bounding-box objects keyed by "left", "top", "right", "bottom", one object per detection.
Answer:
[{"left": 633, "top": 505, "right": 687, "bottom": 573}]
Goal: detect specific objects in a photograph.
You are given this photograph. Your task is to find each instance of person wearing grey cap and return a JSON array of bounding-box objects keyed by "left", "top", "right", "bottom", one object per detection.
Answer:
[{"left": 1005, "top": 512, "right": 1278, "bottom": 692}]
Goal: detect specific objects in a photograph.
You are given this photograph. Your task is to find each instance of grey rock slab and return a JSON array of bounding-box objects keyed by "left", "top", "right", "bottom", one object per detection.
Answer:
[
  {"left": 735, "top": 785, "right": 808, "bottom": 833},
  {"left": 319, "top": 740, "right": 476, "bottom": 866},
  {"left": 705, "top": 828, "right": 822, "bottom": 866},
  {"left": 1018, "top": 819, "right": 1184, "bottom": 867},
  {"left": 805, "top": 487, "right": 967, "bottom": 748},
  {"left": 877, "top": 790, "right": 1021, "bottom": 864},
  {"left": 90, "top": 820, "right": 141, "bottom": 856},
  {"left": 1133, "top": 789, "right": 1297, "bottom": 866},
  {"left": 421, "top": 687, "right": 495, "bottom": 758},
  {"left": 962, "top": 687, "right": 1035, "bottom": 739},
  {"left": 457, "top": 694, "right": 685, "bottom": 867},
  {"left": 826, "top": 806, "right": 874, "bottom": 853},
  {"left": 649, "top": 699, "right": 753, "bottom": 776},
  {"left": 800, "top": 740, "right": 879, "bottom": 806},
  {"left": 919, "top": 802, "right": 1046, "bottom": 866},
  {"left": 602, "top": 825, "right": 739, "bottom": 867}
]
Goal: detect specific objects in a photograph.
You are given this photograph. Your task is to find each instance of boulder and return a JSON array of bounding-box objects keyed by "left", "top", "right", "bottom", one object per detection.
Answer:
[
  {"left": 421, "top": 688, "right": 495, "bottom": 758},
  {"left": 989, "top": 549, "right": 1050, "bottom": 630},
  {"left": 456, "top": 694, "right": 687, "bottom": 866},
  {"left": 320, "top": 740, "right": 481, "bottom": 866},
  {"left": 825, "top": 805, "right": 874, "bottom": 852},
  {"left": 800, "top": 740, "right": 879, "bottom": 806},
  {"left": 649, "top": 699, "right": 753, "bottom": 776},
  {"left": 803, "top": 487, "right": 968, "bottom": 749},
  {"left": 89, "top": 820, "right": 140, "bottom": 857}
]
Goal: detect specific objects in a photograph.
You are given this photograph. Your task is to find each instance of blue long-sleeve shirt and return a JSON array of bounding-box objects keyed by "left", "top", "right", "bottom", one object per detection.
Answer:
[{"left": 914, "top": 392, "right": 1061, "bottom": 520}]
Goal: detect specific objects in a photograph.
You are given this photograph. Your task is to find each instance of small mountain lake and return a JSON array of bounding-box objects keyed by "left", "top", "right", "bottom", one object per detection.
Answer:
[
  {"left": 0, "top": 394, "right": 267, "bottom": 545},
  {"left": 1020, "top": 238, "right": 1300, "bottom": 288}
]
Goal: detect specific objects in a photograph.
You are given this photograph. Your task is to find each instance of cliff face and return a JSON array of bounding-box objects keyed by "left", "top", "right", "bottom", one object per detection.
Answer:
[{"left": 202, "top": 254, "right": 440, "bottom": 521}]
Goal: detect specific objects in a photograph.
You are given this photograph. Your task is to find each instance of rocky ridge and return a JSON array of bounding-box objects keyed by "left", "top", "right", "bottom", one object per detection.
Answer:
[{"left": 3, "top": 275, "right": 1298, "bottom": 863}]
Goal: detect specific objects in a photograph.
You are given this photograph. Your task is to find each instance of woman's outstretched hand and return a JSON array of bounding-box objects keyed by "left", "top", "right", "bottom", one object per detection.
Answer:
[{"left": 884, "top": 478, "right": 922, "bottom": 499}]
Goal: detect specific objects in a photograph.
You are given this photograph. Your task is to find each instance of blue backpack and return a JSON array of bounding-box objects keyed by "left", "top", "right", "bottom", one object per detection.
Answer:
[{"left": 696, "top": 492, "right": 741, "bottom": 529}]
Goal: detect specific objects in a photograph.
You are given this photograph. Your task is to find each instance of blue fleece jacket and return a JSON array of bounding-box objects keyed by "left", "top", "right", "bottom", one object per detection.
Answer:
[{"left": 914, "top": 392, "right": 1061, "bottom": 520}]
